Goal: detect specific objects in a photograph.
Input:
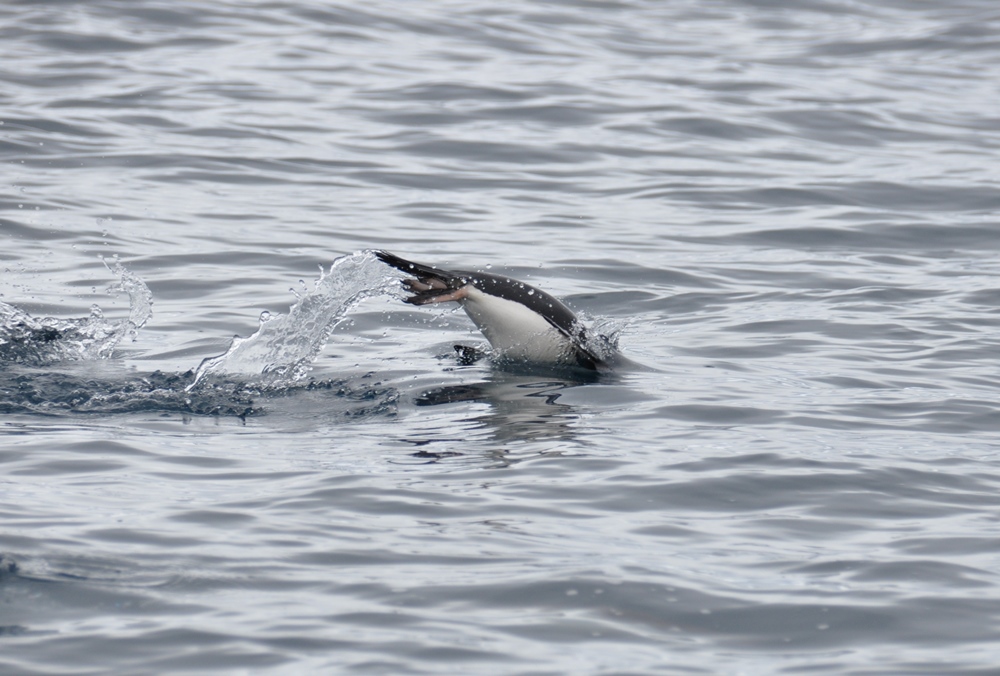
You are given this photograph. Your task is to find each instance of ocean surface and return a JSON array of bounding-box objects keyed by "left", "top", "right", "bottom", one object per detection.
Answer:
[{"left": 3, "top": 0, "right": 1000, "bottom": 673}]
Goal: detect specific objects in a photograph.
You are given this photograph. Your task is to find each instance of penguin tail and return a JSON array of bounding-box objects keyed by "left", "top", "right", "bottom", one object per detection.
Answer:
[
  {"left": 375, "top": 251, "right": 449, "bottom": 281},
  {"left": 374, "top": 251, "right": 468, "bottom": 305},
  {"left": 400, "top": 282, "right": 470, "bottom": 306}
]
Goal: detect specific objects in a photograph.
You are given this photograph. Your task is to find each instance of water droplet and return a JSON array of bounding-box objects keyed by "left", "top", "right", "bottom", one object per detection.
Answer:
[
  {"left": 485, "top": 263, "right": 492, "bottom": 270},
  {"left": 527, "top": 289, "right": 535, "bottom": 295},
  {"left": 260, "top": 311, "right": 271, "bottom": 322}
]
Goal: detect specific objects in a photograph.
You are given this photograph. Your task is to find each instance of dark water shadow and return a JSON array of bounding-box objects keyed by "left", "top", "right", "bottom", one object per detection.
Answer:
[{"left": 0, "top": 365, "right": 397, "bottom": 421}]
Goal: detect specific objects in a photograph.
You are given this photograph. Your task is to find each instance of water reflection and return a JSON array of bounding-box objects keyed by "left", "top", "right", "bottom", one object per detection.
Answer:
[{"left": 413, "top": 373, "right": 584, "bottom": 449}]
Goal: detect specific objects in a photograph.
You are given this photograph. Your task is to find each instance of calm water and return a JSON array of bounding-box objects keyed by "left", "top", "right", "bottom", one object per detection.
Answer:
[{"left": 3, "top": 0, "right": 1000, "bottom": 673}]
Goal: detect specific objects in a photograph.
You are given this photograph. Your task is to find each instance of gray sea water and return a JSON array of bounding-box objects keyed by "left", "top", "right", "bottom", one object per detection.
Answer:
[{"left": 3, "top": 1, "right": 1000, "bottom": 673}]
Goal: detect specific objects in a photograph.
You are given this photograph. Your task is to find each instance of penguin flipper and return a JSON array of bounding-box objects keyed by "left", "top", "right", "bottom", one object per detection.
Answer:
[{"left": 454, "top": 344, "right": 488, "bottom": 365}]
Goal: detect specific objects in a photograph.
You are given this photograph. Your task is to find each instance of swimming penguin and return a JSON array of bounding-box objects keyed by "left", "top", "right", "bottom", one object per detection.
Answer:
[{"left": 375, "top": 251, "right": 606, "bottom": 370}]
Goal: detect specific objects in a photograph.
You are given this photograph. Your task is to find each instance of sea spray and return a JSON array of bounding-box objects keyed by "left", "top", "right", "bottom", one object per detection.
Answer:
[
  {"left": 0, "top": 259, "right": 152, "bottom": 365},
  {"left": 189, "top": 251, "right": 393, "bottom": 388},
  {"left": 105, "top": 257, "right": 154, "bottom": 353}
]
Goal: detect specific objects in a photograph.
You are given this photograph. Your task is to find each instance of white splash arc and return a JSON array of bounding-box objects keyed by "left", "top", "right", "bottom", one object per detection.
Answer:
[{"left": 188, "top": 251, "right": 392, "bottom": 389}]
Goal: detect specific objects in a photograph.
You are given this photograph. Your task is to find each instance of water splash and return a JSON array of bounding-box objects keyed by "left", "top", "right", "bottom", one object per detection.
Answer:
[
  {"left": 582, "top": 316, "right": 627, "bottom": 364},
  {"left": 106, "top": 257, "right": 154, "bottom": 349},
  {"left": 190, "top": 251, "right": 393, "bottom": 389},
  {"left": 0, "top": 260, "right": 152, "bottom": 366},
  {"left": 0, "top": 250, "right": 615, "bottom": 417},
  {"left": 0, "top": 252, "right": 402, "bottom": 418}
]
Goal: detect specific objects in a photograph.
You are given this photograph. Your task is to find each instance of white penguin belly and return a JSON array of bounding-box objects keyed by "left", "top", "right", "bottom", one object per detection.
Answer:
[{"left": 460, "top": 286, "right": 574, "bottom": 362}]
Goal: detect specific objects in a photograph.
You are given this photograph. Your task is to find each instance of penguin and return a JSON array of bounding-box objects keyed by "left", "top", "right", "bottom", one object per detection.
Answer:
[{"left": 375, "top": 251, "right": 605, "bottom": 370}]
